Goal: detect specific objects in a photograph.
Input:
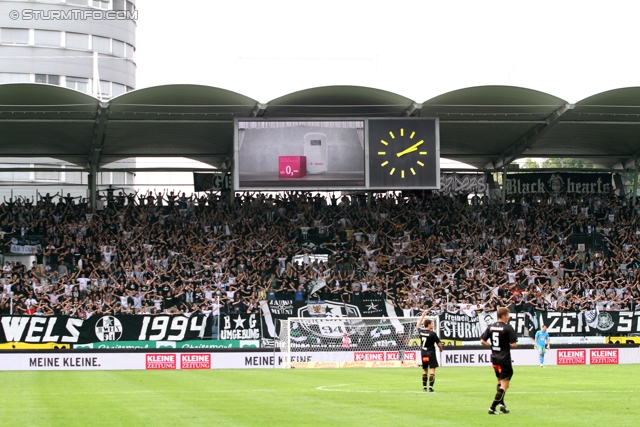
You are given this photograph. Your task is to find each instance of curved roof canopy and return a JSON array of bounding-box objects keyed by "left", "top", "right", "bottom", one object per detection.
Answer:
[
  {"left": 106, "top": 84, "right": 257, "bottom": 166},
  {"left": 0, "top": 83, "right": 639, "bottom": 171},
  {"left": 528, "top": 87, "right": 640, "bottom": 169},
  {"left": 266, "top": 85, "right": 415, "bottom": 117}
]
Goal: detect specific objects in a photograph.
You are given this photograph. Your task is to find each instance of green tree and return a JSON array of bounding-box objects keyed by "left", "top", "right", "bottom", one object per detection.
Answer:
[
  {"left": 521, "top": 158, "right": 540, "bottom": 169},
  {"left": 540, "top": 158, "right": 597, "bottom": 169}
]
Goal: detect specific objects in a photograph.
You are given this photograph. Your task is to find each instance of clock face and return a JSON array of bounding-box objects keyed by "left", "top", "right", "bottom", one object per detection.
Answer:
[{"left": 368, "top": 119, "right": 439, "bottom": 189}]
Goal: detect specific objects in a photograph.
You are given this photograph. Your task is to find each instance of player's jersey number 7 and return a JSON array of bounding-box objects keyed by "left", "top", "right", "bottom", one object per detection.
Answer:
[{"left": 421, "top": 336, "right": 428, "bottom": 350}]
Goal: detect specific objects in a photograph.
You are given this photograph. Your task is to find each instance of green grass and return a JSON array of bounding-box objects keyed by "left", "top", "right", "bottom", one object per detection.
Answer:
[{"left": 1, "top": 365, "right": 639, "bottom": 427}]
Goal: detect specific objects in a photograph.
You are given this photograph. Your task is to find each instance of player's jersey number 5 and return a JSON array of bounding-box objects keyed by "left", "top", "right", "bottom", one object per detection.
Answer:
[{"left": 491, "top": 332, "right": 500, "bottom": 351}]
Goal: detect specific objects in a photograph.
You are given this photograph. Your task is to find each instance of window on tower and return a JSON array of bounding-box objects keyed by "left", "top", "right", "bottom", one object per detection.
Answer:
[
  {"left": 34, "top": 30, "right": 62, "bottom": 47},
  {"left": 66, "top": 77, "right": 90, "bottom": 93},
  {"left": 66, "top": 33, "right": 90, "bottom": 50},
  {"left": 92, "top": 36, "right": 111, "bottom": 54},
  {"left": 0, "top": 28, "right": 29, "bottom": 45},
  {"left": 35, "top": 74, "right": 61, "bottom": 86},
  {"left": 92, "top": 0, "right": 111, "bottom": 10}
]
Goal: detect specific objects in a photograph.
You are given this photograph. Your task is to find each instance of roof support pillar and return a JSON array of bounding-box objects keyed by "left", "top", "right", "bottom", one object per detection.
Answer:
[
  {"left": 487, "top": 103, "right": 573, "bottom": 170},
  {"left": 633, "top": 162, "right": 638, "bottom": 207},
  {"left": 402, "top": 102, "right": 422, "bottom": 117},
  {"left": 619, "top": 157, "right": 640, "bottom": 170},
  {"left": 89, "top": 102, "right": 109, "bottom": 169},
  {"left": 501, "top": 168, "right": 507, "bottom": 205},
  {"left": 229, "top": 161, "right": 235, "bottom": 205},
  {"left": 88, "top": 163, "right": 97, "bottom": 213},
  {"left": 88, "top": 101, "right": 108, "bottom": 212},
  {"left": 250, "top": 103, "right": 267, "bottom": 117}
]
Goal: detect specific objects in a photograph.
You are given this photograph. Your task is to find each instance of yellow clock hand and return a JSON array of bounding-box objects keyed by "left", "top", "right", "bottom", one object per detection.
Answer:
[
  {"left": 396, "top": 146, "right": 418, "bottom": 157},
  {"left": 396, "top": 140, "right": 424, "bottom": 157}
]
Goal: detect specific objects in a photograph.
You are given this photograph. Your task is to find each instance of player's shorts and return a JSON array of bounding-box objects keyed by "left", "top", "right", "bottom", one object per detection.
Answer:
[
  {"left": 421, "top": 353, "right": 439, "bottom": 369},
  {"left": 492, "top": 363, "right": 513, "bottom": 381},
  {"left": 536, "top": 345, "right": 547, "bottom": 354}
]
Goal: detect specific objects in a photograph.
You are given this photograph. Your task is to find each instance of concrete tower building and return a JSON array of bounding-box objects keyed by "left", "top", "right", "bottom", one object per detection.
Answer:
[
  {"left": 0, "top": 0, "right": 136, "bottom": 96},
  {"left": 0, "top": 0, "right": 137, "bottom": 200}
]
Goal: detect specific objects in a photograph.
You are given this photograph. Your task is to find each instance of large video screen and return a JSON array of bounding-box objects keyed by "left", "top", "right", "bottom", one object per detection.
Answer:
[
  {"left": 235, "top": 119, "right": 365, "bottom": 190},
  {"left": 234, "top": 118, "right": 439, "bottom": 191}
]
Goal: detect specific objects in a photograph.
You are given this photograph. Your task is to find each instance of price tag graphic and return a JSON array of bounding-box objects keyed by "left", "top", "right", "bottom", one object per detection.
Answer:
[{"left": 278, "top": 156, "right": 307, "bottom": 178}]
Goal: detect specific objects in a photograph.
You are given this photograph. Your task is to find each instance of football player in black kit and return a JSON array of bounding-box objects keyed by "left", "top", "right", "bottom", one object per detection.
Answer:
[
  {"left": 417, "top": 311, "right": 443, "bottom": 393},
  {"left": 480, "top": 307, "right": 518, "bottom": 415}
]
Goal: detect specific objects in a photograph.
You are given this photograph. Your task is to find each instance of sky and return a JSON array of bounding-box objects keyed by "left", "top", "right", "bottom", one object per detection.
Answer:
[
  {"left": 136, "top": 0, "right": 640, "bottom": 104},
  {"left": 3, "top": 0, "right": 639, "bottom": 195},
  {"left": 131, "top": 0, "right": 639, "bottom": 189}
]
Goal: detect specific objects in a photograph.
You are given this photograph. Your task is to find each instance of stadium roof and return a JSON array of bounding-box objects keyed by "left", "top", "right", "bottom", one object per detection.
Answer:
[{"left": 0, "top": 83, "right": 639, "bottom": 171}]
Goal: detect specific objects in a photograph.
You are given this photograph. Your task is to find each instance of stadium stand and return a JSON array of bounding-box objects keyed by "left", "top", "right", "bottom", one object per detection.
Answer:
[{"left": 1, "top": 189, "right": 639, "bottom": 319}]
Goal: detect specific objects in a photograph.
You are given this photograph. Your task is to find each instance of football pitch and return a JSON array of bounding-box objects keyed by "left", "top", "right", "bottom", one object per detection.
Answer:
[{"left": 1, "top": 365, "right": 639, "bottom": 427}]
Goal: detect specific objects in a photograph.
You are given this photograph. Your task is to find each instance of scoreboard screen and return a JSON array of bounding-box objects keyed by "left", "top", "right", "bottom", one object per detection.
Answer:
[
  {"left": 236, "top": 119, "right": 365, "bottom": 190},
  {"left": 234, "top": 118, "right": 439, "bottom": 191}
]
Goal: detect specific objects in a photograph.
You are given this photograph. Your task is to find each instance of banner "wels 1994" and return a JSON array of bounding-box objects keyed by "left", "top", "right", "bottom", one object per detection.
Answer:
[{"left": 0, "top": 315, "right": 210, "bottom": 344}]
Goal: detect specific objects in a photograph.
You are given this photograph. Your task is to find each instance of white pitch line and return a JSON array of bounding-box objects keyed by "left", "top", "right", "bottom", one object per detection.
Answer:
[{"left": 315, "top": 384, "right": 640, "bottom": 395}]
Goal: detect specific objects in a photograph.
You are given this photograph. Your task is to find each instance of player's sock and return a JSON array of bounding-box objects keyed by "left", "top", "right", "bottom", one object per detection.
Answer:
[
  {"left": 539, "top": 354, "right": 544, "bottom": 365},
  {"left": 429, "top": 374, "right": 435, "bottom": 389},
  {"left": 422, "top": 374, "right": 428, "bottom": 388},
  {"left": 499, "top": 389, "right": 506, "bottom": 406},
  {"left": 496, "top": 383, "right": 501, "bottom": 392},
  {"left": 499, "top": 390, "right": 509, "bottom": 414},
  {"left": 491, "top": 388, "right": 505, "bottom": 410}
]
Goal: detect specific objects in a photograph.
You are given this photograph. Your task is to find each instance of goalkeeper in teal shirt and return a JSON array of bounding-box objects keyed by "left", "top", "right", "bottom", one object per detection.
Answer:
[{"left": 535, "top": 325, "right": 550, "bottom": 367}]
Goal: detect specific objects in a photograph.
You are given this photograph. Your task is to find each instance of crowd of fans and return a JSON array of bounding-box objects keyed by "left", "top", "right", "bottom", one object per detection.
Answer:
[{"left": 1, "top": 187, "right": 640, "bottom": 319}]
